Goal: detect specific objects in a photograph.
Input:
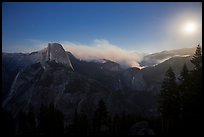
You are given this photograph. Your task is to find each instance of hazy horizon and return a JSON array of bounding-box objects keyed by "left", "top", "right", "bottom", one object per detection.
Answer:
[{"left": 2, "top": 40, "right": 198, "bottom": 54}]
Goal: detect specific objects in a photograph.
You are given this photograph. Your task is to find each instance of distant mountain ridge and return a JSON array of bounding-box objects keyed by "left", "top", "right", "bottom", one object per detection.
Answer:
[
  {"left": 2, "top": 43, "right": 196, "bottom": 123},
  {"left": 2, "top": 44, "right": 195, "bottom": 98},
  {"left": 140, "top": 47, "right": 196, "bottom": 67}
]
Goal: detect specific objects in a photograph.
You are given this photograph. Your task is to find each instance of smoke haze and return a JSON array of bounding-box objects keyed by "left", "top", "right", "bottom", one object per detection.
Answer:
[{"left": 61, "top": 39, "right": 145, "bottom": 68}]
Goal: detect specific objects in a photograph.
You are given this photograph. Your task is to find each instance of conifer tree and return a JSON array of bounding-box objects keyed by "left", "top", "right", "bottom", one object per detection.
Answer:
[
  {"left": 37, "top": 103, "right": 64, "bottom": 135},
  {"left": 159, "top": 67, "right": 179, "bottom": 135},
  {"left": 78, "top": 110, "right": 88, "bottom": 135},
  {"left": 26, "top": 105, "right": 36, "bottom": 135},
  {"left": 191, "top": 44, "right": 202, "bottom": 71},
  {"left": 159, "top": 67, "right": 179, "bottom": 118},
  {"left": 182, "top": 45, "right": 203, "bottom": 134},
  {"left": 187, "top": 45, "right": 202, "bottom": 115},
  {"left": 93, "top": 99, "right": 110, "bottom": 135},
  {"left": 178, "top": 63, "right": 190, "bottom": 119}
]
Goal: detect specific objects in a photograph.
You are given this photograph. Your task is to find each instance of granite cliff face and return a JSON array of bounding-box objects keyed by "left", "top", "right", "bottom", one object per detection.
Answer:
[
  {"left": 2, "top": 53, "right": 113, "bottom": 125},
  {"left": 40, "top": 43, "right": 74, "bottom": 70},
  {"left": 2, "top": 43, "right": 74, "bottom": 99}
]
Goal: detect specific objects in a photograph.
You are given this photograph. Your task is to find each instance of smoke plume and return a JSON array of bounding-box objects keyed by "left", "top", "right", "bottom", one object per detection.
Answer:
[{"left": 61, "top": 39, "right": 144, "bottom": 68}]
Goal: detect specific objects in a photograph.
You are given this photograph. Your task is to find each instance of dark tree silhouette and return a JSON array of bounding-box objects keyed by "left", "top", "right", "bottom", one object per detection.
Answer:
[
  {"left": 71, "top": 109, "right": 79, "bottom": 135},
  {"left": 191, "top": 44, "right": 202, "bottom": 71},
  {"left": 78, "top": 110, "right": 88, "bottom": 135},
  {"left": 37, "top": 103, "right": 64, "bottom": 135},
  {"left": 178, "top": 63, "right": 190, "bottom": 118},
  {"left": 158, "top": 45, "right": 203, "bottom": 135},
  {"left": 159, "top": 67, "right": 180, "bottom": 135},
  {"left": 159, "top": 67, "right": 179, "bottom": 118},
  {"left": 70, "top": 109, "right": 88, "bottom": 135},
  {"left": 111, "top": 114, "right": 120, "bottom": 135},
  {"left": 0, "top": 108, "right": 15, "bottom": 136},
  {"left": 93, "top": 99, "right": 110, "bottom": 135},
  {"left": 181, "top": 45, "right": 203, "bottom": 135},
  {"left": 26, "top": 105, "right": 36, "bottom": 135},
  {"left": 37, "top": 104, "right": 47, "bottom": 135},
  {"left": 189, "top": 44, "right": 202, "bottom": 97}
]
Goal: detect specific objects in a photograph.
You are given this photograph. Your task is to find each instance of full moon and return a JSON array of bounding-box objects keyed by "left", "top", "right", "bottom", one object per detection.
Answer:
[{"left": 183, "top": 22, "right": 197, "bottom": 34}]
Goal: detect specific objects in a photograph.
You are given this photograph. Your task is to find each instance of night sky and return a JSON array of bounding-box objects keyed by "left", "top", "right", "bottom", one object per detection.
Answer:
[{"left": 2, "top": 2, "right": 202, "bottom": 53}]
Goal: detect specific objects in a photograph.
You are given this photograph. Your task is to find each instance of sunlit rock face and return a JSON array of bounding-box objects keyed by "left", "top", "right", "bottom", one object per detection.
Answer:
[
  {"left": 2, "top": 43, "right": 74, "bottom": 99},
  {"left": 41, "top": 43, "right": 74, "bottom": 70}
]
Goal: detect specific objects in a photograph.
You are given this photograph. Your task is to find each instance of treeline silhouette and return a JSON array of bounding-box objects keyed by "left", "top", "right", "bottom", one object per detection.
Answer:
[
  {"left": 159, "top": 44, "right": 203, "bottom": 135},
  {"left": 1, "top": 100, "right": 158, "bottom": 135}
]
